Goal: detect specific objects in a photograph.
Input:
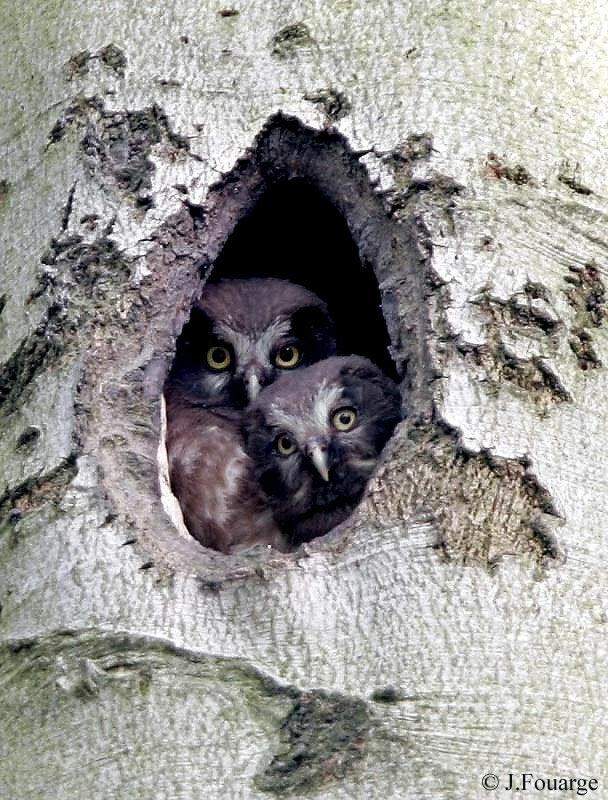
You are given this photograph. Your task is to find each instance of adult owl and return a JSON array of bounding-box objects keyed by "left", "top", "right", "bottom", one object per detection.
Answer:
[
  {"left": 164, "top": 278, "right": 337, "bottom": 553},
  {"left": 243, "top": 355, "right": 402, "bottom": 547}
]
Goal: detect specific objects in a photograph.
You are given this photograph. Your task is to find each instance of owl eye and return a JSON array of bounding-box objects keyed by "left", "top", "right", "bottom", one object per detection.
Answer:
[
  {"left": 206, "top": 345, "right": 232, "bottom": 371},
  {"left": 274, "top": 344, "right": 301, "bottom": 369},
  {"left": 275, "top": 433, "right": 297, "bottom": 456},
  {"left": 331, "top": 407, "right": 357, "bottom": 431}
]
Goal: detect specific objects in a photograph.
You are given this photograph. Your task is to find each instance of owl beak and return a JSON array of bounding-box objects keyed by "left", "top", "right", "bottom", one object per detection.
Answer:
[
  {"left": 243, "top": 369, "right": 262, "bottom": 401},
  {"left": 308, "top": 442, "right": 330, "bottom": 482}
]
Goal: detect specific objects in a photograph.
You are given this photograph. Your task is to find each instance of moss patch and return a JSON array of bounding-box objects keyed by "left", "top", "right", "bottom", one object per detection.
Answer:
[
  {"left": 0, "top": 179, "right": 12, "bottom": 208},
  {"left": 454, "top": 282, "right": 570, "bottom": 410},
  {"left": 0, "top": 315, "right": 66, "bottom": 415},
  {"left": 255, "top": 690, "right": 370, "bottom": 795},
  {"left": 0, "top": 456, "right": 78, "bottom": 529},
  {"left": 98, "top": 43, "right": 127, "bottom": 77},
  {"left": 271, "top": 23, "right": 316, "bottom": 58},
  {"left": 303, "top": 88, "right": 351, "bottom": 123},
  {"left": 564, "top": 262, "right": 605, "bottom": 370},
  {"left": 485, "top": 152, "right": 533, "bottom": 185},
  {"left": 369, "top": 422, "right": 563, "bottom": 568},
  {"left": 48, "top": 98, "right": 189, "bottom": 201},
  {"left": 558, "top": 160, "right": 592, "bottom": 195}
]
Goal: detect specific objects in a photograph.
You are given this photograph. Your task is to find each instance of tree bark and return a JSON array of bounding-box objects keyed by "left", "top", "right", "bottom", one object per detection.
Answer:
[{"left": 1, "top": 2, "right": 607, "bottom": 798}]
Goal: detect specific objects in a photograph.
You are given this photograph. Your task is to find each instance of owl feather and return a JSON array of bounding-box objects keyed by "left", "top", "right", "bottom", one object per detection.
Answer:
[
  {"left": 243, "top": 355, "right": 402, "bottom": 546},
  {"left": 164, "top": 278, "right": 337, "bottom": 552},
  {"left": 166, "top": 278, "right": 336, "bottom": 410}
]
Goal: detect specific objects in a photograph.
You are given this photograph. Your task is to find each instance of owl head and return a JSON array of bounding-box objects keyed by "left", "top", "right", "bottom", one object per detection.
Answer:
[
  {"left": 243, "top": 355, "right": 402, "bottom": 545},
  {"left": 167, "top": 278, "right": 337, "bottom": 409}
]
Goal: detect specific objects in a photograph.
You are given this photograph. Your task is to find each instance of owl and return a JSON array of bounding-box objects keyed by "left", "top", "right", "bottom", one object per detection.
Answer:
[
  {"left": 166, "top": 278, "right": 337, "bottom": 410},
  {"left": 164, "top": 278, "right": 337, "bottom": 553},
  {"left": 163, "top": 399, "right": 288, "bottom": 552},
  {"left": 243, "top": 355, "right": 402, "bottom": 547}
]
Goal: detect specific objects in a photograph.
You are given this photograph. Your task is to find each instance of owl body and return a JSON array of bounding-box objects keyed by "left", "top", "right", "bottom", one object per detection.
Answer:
[
  {"left": 164, "top": 278, "right": 337, "bottom": 552},
  {"left": 165, "top": 402, "right": 288, "bottom": 552},
  {"left": 244, "top": 355, "right": 402, "bottom": 546}
]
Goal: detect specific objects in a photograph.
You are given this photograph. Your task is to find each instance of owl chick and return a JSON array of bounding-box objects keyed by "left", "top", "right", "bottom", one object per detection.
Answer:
[
  {"left": 243, "top": 355, "right": 402, "bottom": 547},
  {"left": 166, "top": 278, "right": 337, "bottom": 410},
  {"left": 164, "top": 278, "right": 337, "bottom": 553}
]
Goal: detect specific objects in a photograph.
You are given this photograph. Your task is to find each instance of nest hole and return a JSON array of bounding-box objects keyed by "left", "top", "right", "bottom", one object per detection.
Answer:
[{"left": 158, "top": 116, "right": 426, "bottom": 559}]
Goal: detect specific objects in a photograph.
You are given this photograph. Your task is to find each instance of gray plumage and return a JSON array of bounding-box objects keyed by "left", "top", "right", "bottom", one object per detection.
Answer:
[
  {"left": 243, "top": 355, "right": 402, "bottom": 546},
  {"left": 166, "top": 278, "right": 337, "bottom": 411},
  {"left": 164, "top": 278, "right": 337, "bottom": 553}
]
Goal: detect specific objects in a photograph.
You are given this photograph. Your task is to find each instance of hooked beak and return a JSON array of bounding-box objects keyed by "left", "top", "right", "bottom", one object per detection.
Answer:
[
  {"left": 308, "top": 442, "right": 330, "bottom": 482},
  {"left": 243, "top": 367, "right": 263, "bottom": 402}
]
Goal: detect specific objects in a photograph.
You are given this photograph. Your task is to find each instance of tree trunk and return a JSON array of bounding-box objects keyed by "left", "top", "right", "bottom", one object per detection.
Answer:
[{"left": 1, "top": 2, "right": 606, "bottom": 798}]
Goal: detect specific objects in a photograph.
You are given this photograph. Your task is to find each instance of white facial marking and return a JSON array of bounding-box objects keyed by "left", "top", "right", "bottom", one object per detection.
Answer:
[
  {"left": 215, "top": 318, "right": 293, "bottom": 374},
  {"left": 245, "top": 371, "right": 261, "bottom": 401},
  {"left": 268, "top": 380, "right": 344, "bottom": 443},
  {"left": 312, "top": 381, "right": 343, "bottom": 429}
]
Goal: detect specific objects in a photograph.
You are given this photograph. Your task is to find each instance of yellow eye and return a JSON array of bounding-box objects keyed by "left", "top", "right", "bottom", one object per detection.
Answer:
[
  {"left": 276, "top": 433, "right": 297, "bottom": 456},
  {"left": 206, "top": 345, "right": 232, "bottom": 371},
  {"left": 332, "top": 407, "right": 357, "bottom": 432},
  {"left": 274, "top": 344, "right": 301, "bottom": 369}
]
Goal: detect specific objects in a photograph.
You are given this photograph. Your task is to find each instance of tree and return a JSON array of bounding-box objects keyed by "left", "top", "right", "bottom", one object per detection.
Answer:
[{"left": 1, "top": 2, "right": 606, "bottom": 797}]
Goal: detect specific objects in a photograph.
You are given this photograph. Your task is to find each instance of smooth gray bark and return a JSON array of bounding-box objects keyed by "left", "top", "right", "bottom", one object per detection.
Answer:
[{"left": 1, "top": 2, "right": 607, "bottom": 798}]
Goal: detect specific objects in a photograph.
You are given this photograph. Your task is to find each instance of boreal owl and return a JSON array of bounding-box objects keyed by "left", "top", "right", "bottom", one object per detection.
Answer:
[
  {"left": 164, "top": 278, "right": 337, "bottom": 553},
  {"left": 243, "top": 355, "right": 402, "bottom": 547}
]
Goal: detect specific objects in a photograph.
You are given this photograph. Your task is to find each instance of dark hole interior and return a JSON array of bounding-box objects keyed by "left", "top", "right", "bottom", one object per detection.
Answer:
[{"left": 210, "top": 178, "right": 397, "bottom": 379}]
